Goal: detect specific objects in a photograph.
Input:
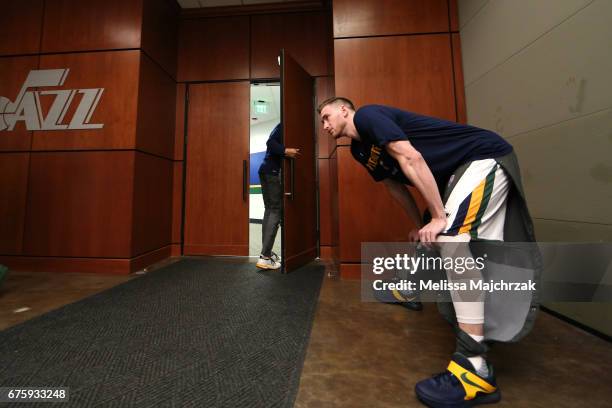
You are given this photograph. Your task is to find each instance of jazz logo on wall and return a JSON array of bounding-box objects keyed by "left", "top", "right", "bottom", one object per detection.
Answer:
[{"left": 0, "top": 69, "right": 104, "bottom": 131}]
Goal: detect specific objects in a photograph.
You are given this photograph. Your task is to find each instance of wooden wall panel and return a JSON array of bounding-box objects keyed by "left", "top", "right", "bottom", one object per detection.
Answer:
[
  {"left": 452, "top": 33, "right": 467, "bottom": 123},
  {"left": 174, "top": 84, "right": 186, "bottom": 160},
  {"left": 0, "top": 154, "right": 30, "bottom": 255},
  {"left": 337, "top": 147, "right": 425, "bottom": 261},
  {"left": 0, "top": 56, "right": 39, "bottom": 151},
  {"left": 184, "top": 82, "right": 249, "bottom": 255},
  {"left": 0, "top": 246, "right": 171, "bottom": 274},
  {"left": 333, "top": 0, "right": 449, "bottom": 38},
  {"left": 339, "top": 263, "right": 361, "bottom": 279},
  {"left": 319, "top": 246, "right": 332, "bottom": 260},
  {"left": 315, "top": 76, "right": 336, "bottom": 158},
  {"left": 23, "top": 151, "right": 135, "bottom": 258},
  {"left": 131, "top": 245, "right": 172, "bottom": 272},
  {"left": 334, "top": 35, "right": 456, "bottom": 121},
  {"left": 318, "top": 159, "right": 331, "bottom": 246},
  {"left": 331, "top": 0, "right": 461, "bottom": 274},
  {"left": 330, "top": 150, "right": 339, "bottom": 248},
  {"left": 327, "top": 11, "right": 335, "bottom": 76},
  {"left": 0, "top": 256, "right": 133, "bottom": 275},
  {"left": 178, "top": 17, "right": 250, "bottom": 82},
  {"left": 32, "top": 50, "right": 140, "bottom": 151},
  {"left": 251, "top": 12, "right": 331, "bottom": 78},
  {"left": 0, "top": 0, "right": 43, "bottom": 56},
  {"left": 136, "top": 53, "right": 176, "bottom": 159},
  {"left": 172, "top": 83, "right": 184, "bottom": 251},
  {"left": 41, "top": 0, "right": 143, "bottom": 53},
  {"left": 142, "top": 0, "right": 179, "bottom": 79},
  {"left": 449, "top": 0, "right": 460, "bottom": 32},
  {"left": 131, "top": 152, "right": 173, "bottom": 256},
  {"left": 171, "top": 161, "right": 183, "bottom": 245}
]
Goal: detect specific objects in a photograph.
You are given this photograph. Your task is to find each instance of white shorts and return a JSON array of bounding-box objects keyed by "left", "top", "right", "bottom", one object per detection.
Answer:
[{"left": 441, "top": 159, "right": 510, "bottom": 241}]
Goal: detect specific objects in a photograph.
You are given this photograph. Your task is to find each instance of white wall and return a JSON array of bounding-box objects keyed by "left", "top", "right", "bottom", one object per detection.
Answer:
[
  {"left": 250, "top": 120, "right": 279, "bottom": 154},
  {"left": 458, "top": 0, "right": 612, "bottom": 335},
  {"left": 250, "top": 119, "right": 280, "bottom": 220}
]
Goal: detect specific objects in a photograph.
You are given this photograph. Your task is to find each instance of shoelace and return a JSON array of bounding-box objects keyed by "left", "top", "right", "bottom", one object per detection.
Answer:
[{"left": 431, "top": 371, "right": 461, "bottom": 389}]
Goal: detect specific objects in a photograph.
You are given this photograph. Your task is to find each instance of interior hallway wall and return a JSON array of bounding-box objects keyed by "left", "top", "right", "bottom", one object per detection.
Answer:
[
  {"left": 251, "top": 121, "right": 280, "bottom": 154},
  {"left": 317, "top": 77, "right": 338, "bottom": 263},
  {"left": 0, "top": 0, "right": 179, "bottom": 274},
  {"left": 332, "top": 0, "right": 465, "bottom": 278},
  {"left": 458, "top": 0, "right": 612, "bottom": 335}
]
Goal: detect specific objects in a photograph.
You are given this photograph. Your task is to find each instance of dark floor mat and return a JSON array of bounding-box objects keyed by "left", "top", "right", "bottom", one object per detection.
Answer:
[{"left": 0, "top": 258, "right": 325, "bottom": 407}]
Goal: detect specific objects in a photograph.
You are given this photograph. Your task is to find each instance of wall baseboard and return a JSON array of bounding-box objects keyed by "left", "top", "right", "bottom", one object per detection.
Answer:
[
  {"left": 0, "top": 245, "right": 172, "bottom": 275},
  {"left": 540, "top": 305, "right": 611, "bottom": 343}
]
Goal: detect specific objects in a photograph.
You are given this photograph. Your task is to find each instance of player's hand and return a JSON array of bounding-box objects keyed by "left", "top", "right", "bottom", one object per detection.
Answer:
[
  {"left": 418, "top": 218, "right": 446, "bottom": 244},
  {"left": 408, "top": 229, "right": 420, "bottom": 242},
  {"left": 285, "top": 148, "right": 300, "bottom": 158}
]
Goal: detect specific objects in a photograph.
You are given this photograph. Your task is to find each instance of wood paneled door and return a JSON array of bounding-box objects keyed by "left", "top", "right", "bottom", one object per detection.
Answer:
[
  {"left": 184, "top": 82, "right": 250, "bottom": 255},
  {"left": 281, "top": 51, "right": 317, "bottom": 272}
]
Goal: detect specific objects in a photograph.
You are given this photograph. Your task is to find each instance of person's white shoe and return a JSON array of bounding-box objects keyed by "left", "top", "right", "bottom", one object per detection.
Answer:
[
  {"left": 270, "top": 252, "right": 281, "bottom": 263},
  {"left": 256, "top": 256, "right": 281, "bottom": 270}
]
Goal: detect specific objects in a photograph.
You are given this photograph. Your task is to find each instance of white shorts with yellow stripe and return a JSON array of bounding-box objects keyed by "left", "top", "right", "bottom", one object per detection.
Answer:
[{"left": 441, "top": 159, "right": 509, "bottom": 241}]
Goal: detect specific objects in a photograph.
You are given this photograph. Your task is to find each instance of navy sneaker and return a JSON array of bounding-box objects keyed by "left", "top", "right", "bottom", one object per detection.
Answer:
[
  {"left": 415, "top": 353, "right": 501, "bottom": 407},
  {"left": 372, "top": 280, "right": 423, "bottom": 311}
]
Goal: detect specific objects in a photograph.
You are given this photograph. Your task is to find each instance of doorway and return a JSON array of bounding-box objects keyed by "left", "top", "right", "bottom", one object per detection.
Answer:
[
  {"left": 249, "top": 82, "right": 282, "bottom": 258},
  {"left": 181, "top": 52, "right": 315, "bottom": 267}
]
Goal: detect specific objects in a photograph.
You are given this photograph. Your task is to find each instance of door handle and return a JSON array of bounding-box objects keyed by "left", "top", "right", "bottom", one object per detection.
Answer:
[
  {"left": 242, "top": 160, "right": 247, "bottom": 202},
  {"left": 284, "top": 158, "right": 295, "bottom": 200}
]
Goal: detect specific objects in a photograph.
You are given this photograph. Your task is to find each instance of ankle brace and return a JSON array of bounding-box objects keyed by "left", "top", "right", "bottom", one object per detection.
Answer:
[{"left": 455, "top": 329, "right": 488, "bottom": 357}]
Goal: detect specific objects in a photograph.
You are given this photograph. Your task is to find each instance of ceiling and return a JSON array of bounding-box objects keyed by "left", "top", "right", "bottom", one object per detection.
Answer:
[{"left": 176, "top": 0, "right": 305, "bottom": 8}]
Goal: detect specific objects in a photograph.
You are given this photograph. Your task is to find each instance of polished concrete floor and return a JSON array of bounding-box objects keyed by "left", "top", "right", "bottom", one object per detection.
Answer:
[
  {"left": 1, "top": 260, "right": 610, "bottom": 407},
  {"left": 295, "top": 266, "right": 612, "bottom": 407},
  {"left": 0, "top": 257, "right": 177, "bottom": 330},
  {"left": 0, "top": 270, "right": 135, "bottom": 331}
]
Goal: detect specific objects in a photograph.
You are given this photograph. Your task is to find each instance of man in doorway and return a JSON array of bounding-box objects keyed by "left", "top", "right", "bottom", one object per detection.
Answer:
[
  {"left": 318, "top": 98, "right": 539, "bottom": 407},
  {"left": 256, "top": 123, "right": 300, "bottom": 270}
]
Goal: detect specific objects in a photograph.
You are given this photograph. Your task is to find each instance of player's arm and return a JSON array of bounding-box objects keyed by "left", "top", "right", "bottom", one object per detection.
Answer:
[
  {"left": 385, "top": 140, "right": 447, "bottom": 242},
  {"left": 382, "top": 179, "right": 423, "bottom": 229},
  {"left": 266, "top": 135, "right": 285, "bottom": 156},
  {"left": 266, "top": 133, "right": 300, "bottom": 159}
]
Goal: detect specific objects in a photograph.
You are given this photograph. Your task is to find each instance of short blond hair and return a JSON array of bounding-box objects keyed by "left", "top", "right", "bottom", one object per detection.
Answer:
[{"left": 317, "top": 97, "right": 355, "bottom": 114}]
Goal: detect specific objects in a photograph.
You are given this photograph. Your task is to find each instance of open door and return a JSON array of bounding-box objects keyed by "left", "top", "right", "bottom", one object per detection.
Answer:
[{"left": 280, "top": 50, "right": 317, "bottom": 272}]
